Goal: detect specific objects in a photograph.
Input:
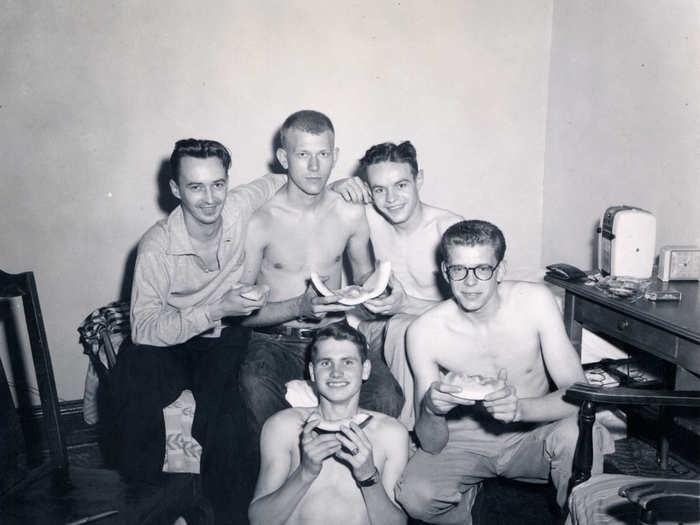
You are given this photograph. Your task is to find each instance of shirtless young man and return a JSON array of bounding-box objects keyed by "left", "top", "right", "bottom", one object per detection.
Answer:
[
  {"left": 239, "top": 111, "right": 404, "bottom": 464},
  {"left": 348, "top": 141, "right": 462, "bottom": 428},
  {"left": 394, "top": 220, "right": 613, "bottom": 525},
  {"left": 248, "top": 323, "right": 408, "bottom": 525}
]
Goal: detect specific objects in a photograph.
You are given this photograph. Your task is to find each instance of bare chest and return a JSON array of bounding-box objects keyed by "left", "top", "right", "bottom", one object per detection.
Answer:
[
  {"left": 287, "top": 456, "right": 369, "bottom": 525},
  {"left": 436, "top": 321, "right": 542, "bottom": 381},
  {"left": 370, "top": 222, "right": 443, "bottom": 298},
  {"left": 262, "top": 214, "right": 352, "bottom": 275}
]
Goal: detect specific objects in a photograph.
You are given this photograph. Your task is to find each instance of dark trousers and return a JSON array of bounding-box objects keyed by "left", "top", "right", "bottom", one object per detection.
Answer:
[
  {"left": 239, "top": 328, "right": 404, "bottom": 477},
  {"left": 109, "top": 325, "right": 252, "bottom": 523}
]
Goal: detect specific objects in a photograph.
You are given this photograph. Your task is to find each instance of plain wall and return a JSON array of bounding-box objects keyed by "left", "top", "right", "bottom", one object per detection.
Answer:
[
  {"left": 543, "top": 0, "right": 700, "bottom": 269},
  {"left": 1, "top": 0, "right": 553, "bottom": 400}
]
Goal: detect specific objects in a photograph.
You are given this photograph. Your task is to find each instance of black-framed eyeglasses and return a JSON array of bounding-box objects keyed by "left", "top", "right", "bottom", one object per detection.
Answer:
[{"left": 445, "top": 262, "right": 500, "bottom": 282}]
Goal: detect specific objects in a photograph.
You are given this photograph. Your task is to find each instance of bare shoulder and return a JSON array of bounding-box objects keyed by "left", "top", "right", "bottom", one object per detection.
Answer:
[
  {"left": 409, "top": 299, "right": 452, "bottom": 332},
  {"left": 422, "top": 204, "right": 463, "bottom": 233},
  {"left": 327, "top": 190, "right": 367, "bottom": 222},
  {"left": 364, "top": 411, "right": 408, "bottom": 446},
  {"left": 248, "top": 192, "right": 286, "bottom": 234},
  {"left": 501, "top": 280, "right": 559, "bottom": 315},
  {"left": 261, "top": 407, "right": 306, "bottom": 442},
  {"left": 406, "top": 301, "right": 452, "bottom": 357}
]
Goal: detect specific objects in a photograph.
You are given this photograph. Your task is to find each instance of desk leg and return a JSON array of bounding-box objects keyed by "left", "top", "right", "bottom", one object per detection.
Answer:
[{"left": 563, "top": 292, "right": 583, "bottom": 355}]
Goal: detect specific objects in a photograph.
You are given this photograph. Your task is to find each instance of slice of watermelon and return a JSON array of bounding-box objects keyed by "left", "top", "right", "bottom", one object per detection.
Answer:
[
  {"left": 314, "top": 413, "right": 373, "bottom": 434},
  {"left": 444, "top": 372, "right": 505, "bottom": 400},
  {"left": 310, "top": 261, "right": 392, "bottom": 306}
]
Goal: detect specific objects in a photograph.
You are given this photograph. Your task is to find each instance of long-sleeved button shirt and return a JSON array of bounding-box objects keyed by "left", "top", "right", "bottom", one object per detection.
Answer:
[{"left": 130, "top": 173, "right": 286, "bottom": 346}]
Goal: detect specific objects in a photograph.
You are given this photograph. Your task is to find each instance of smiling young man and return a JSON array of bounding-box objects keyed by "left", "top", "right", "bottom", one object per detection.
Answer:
[
  {"left": 248, "top": 323, "right": 408, "bottom": 525},
  {"left": 394, "top": 220, "right": 613, "bottom": 525},
  {"left": 110, "top": 138, "right": 286, "bottom": 522},
  {"left": 238, "top": 112, "right": 404, "bottom": 468},
  {"left": 350, "top": 141, "right": 462, "bottom": 428}
]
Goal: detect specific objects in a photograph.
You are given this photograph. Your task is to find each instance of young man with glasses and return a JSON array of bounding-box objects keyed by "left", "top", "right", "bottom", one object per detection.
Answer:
[{"left": 395, "top": 220, "right": 613, "bottom": 525}]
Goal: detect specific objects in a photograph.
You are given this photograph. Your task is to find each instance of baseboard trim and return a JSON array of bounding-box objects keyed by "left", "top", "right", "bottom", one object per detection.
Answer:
[{"left": 27, "top": 399, "right": 100, "bottom": 449}]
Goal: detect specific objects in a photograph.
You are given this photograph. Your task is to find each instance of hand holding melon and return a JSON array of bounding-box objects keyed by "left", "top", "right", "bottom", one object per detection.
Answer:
[
  {"left": 238, "top": 284, "right": 270, "bottom": 301},
  {"left": 310, "top": 261, "right": 392, "bottom": 306},
  {"left": 443, "top": 372, "right": 505, "bottom": 401}
]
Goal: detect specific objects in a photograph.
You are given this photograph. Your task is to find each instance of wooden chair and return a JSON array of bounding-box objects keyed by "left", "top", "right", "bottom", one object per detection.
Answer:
[
  {"left": 565, "top": 382, "right": 700, "bottom": 524},
  {"left": 0, "top": 269, "right": 211, "bottom": 524}
]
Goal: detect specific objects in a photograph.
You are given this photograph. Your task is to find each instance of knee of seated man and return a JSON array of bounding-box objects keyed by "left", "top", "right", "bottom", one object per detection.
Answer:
[
  {"left": 239, "top": 357, "right": 274, "bottom": 398},
  {"left": 546, "top": 415, "right": 580, "bottom": 456},
  {"left": 396, "top": 470, "right": 461, "bottom": 518}
]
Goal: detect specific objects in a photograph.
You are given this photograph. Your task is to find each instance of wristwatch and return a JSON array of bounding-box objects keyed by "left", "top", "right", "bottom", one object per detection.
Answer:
[{"left": 357, "top": 467, "right": 380, "bottom": 488}]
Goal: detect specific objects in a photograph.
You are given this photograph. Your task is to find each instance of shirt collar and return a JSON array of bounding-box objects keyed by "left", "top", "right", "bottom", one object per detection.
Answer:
[
  {"left": 165, "top": 202, "right": 239, "bottom": 255},
  {"left": 165, "top": 206, "right": 195, "bottom": 256}
]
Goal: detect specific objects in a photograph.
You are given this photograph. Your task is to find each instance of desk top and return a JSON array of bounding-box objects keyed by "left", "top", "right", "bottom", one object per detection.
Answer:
[{"left": 544, "top": 276, "right": 700, "bottom": 344}]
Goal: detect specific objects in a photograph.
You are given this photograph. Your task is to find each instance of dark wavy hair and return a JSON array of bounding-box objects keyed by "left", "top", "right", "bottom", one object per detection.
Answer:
[
  {"left": 280, "top": 110, "right": 335, "bottom": 148},
  {"left": 440, "top": 220, "right": 507, "bottom": 264},
  {"left": 309, "top": 322, "right": 369, "bottom": 363},
  {"left": 170, "top": 139, "right": 231, "bottom": 183},
  {"left": 358, "top": 141, "right": 419, "bottom": 181}
]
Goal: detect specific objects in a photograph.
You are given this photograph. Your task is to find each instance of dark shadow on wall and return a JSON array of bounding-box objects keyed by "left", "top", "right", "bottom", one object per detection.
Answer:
[
  {"left": 267, "top": 127, "right": 284, "bottom": 174},
  {"left": 118, "top": 246, "right": 138, "bottom": 302},
  {"left": 590, "top": 219, "right": 600, "bottom": 270},
  {"left": 118, "top": 158, "right": 177, "bottom": 303},
  {"left": 157, "top": 158, "right": 179, "bottom": 214}
]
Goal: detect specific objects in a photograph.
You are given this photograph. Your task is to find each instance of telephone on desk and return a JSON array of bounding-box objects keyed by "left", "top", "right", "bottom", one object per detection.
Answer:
[{"left": 545, "top": 263, "right": 589, "bottom": 282}]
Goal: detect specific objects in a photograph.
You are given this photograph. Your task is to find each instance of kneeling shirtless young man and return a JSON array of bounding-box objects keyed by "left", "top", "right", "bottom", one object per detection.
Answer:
[
  {"left": 395, "top": 220, "right": 613, "bottom": 525},
  {"left": 249, "top": 323, "right": 408, "bottom": 525}
]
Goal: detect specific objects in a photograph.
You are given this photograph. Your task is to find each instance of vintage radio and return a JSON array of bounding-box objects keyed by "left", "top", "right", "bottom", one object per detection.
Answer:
[{"left": 598, "top": 206, "right": 656, "bottom": 279}]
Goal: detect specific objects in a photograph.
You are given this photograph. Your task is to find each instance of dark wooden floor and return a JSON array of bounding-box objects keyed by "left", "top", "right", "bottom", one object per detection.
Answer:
[{"left": 69, "top": 434, "right": 699, "bottom": 525}]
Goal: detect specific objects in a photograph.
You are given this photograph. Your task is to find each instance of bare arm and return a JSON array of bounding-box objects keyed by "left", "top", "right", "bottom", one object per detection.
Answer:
[
  {"left": 334, "top": 420, "right": 408, "bottom": 525},
  {"left": 407, "top": 320, "right": 467, "bottom": 453},
  {"left": 346, "top": 206, "right": 374, "bottom": 285},
  {"left": 227, "top": 173, "right": 287, "bottom": 220},
  {"left": 363, "top": 423, "right": 409, "bottom": 525},
  {"left": 482, "top": 285, "right": 585, "bottom": 423},
  {"left": 517, "top": 285, "right": 585, "bottom": 420}
]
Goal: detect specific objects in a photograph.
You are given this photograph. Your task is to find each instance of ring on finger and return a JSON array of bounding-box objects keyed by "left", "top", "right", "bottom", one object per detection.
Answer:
[{"left": 351, "top": 446, "right": 360, "bottom": 455}]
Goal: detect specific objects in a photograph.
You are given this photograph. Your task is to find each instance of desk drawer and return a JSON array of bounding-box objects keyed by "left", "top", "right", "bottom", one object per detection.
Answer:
[{"left": 575, "top": 298, "right": 677, "bottom": 360}]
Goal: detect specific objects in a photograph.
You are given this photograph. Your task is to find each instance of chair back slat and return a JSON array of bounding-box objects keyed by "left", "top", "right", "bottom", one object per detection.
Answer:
[{"left": 0, "top": 270, "right": 68, "bottom": 474}]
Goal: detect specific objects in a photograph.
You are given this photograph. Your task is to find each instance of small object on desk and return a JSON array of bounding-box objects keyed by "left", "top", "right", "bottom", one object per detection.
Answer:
[
  {"left": 66, "top": 509, "right": 119, "bottom": 525},
  {"left": 595, "top": 276, "right": 651, "bottom": 302},
  {"left": 545, "top": 263, "right": 589, "bottom": 281},
  {"left": 644, "top": 282, "right": 682, "bottom": 302},
  {"left": 657, "top": 245, "right": 700, "bottom": 281}
]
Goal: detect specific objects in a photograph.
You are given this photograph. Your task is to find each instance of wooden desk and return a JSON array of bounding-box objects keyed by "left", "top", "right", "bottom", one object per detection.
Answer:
[{"left": 544, "top": 276, "right": 700, "bottom": 377}]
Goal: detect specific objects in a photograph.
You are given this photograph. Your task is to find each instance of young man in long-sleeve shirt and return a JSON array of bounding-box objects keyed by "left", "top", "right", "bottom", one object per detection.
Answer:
[{"left": 111, "top": 138, "right": 285, "bottom": 522}]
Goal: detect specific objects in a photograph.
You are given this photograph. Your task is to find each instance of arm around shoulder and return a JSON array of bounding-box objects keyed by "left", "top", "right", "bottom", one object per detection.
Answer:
[
  {"left": 344, "top": 201, "right": 374, "bottom": 284},
  {"left": 228, "top": 173, "right": 286, "bottom": 219}
]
